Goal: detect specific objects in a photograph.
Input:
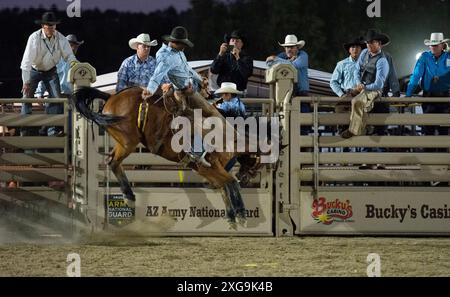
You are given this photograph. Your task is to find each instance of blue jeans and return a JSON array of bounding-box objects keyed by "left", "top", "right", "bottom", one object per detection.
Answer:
[{"left": 21, "top": 67, "right": 63, "bottom": 136}]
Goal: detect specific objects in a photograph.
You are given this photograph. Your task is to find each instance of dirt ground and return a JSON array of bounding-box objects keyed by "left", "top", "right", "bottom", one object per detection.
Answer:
[{"left": 1, "top": 234, "right": 450, "bottom": 277}]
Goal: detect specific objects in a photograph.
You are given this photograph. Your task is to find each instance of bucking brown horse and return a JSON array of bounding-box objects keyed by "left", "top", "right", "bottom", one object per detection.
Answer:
[{"left": 70, "top": 85, "right": 264, "bottom": 228}]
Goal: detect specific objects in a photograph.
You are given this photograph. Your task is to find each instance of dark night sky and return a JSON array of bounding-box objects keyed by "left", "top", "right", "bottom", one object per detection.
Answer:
[{"left": 0, "top": 0, "right": 192, "bottom": 12}]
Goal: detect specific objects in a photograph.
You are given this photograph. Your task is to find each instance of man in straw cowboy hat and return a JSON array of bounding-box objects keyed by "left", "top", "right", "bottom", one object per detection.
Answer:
[
  {"left": 213, "top": 82, "right": 246, "bottom": 119},
  {"left": 36, "top": 34, "right": 85, "bottom": 98},
  {"left": 406, "top": 32, "right": 450, "bottom": 138},
  {"left": 210, "top": 30, "right": 253, "bottom": 93},
  {"left": 116, "top": 33, "right": 159, "bottom": 92},
  {"left": 143, "top": 26, "right": 223, "bottom": 167},
  {"left": 340, "top": 29, "right": 390, "bottom": 139},
  {"left": 267, "top": 34, "right": 309, "bottom": 98},
  {"left": 267, "top": 34, "right": 310, "bottom": 135},
  {"left": 20, "top": 11, "right": 79, "bottom": 136}
]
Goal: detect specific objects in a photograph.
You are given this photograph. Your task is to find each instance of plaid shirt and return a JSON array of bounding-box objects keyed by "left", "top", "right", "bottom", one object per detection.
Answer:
[{"left": 116, "top": 54, "right": 156, "bottom": 92}]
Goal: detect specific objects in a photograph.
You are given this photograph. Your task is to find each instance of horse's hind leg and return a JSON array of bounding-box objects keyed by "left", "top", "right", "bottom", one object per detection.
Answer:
[
  {"left": 109, "top": 143, "right": 136, "bottom": 201},
  {"left": 198, "top": 163, "right": 247, "bottom": 228}
]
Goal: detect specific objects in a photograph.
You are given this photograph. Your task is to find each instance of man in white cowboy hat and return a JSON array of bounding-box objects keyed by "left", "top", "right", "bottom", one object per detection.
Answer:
[
  {"left": 340, "top": 29, "right": 390, "bottom": 139},
  {"left": 144, "top": 26, "right": 222, "bottom": 167},
  {"left": 213, "top": 82, "right": 246, "bottom": 118},
  {"left": 20, "top": 11, "right": 78, "bottom": 136},
  {"left": 116, "top": 33, "right": 158, "bottom": 92},
  {"left": 267, "top": 34, "right": 309, "bottom": 97},
  {"left": 36, "top": 34, "right": 84, "bottom": 98},
  {"left": 267, "top": 34, "right": 310, "bottom": 135},
  {"left": 406, "top": 32, "right": 450, "bottom": 138},
  {"left": 210, "top": 30, "right": 253, "bottom": 93}
]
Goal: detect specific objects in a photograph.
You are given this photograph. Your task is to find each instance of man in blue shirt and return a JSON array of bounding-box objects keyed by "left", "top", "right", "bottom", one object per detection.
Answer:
[
  {"left": 267, "top": 34, "right": 310, "bottom": 135},
  {"left": 116, "top": 33, "right": 158, "bottom": 92},
  {"left": 406, "top": 33, "right": 450, "bottom": 137},
  {"left": 341, "top": 29, "right": 390, "bottom": 138},
  {"left": 330, "top": 36, "right": 366, "bottom": 98},
  {"left": 331, "top": 37, "right": 365, "bottom": 147},
  {"left": 266, "top": 34, "right": 309, "bottom": 97},
  {"left": 144, "top": 27, "right": 223, "bottom": 168},
  {"left": 213, "top": 82, "right": 246, "bottom": 118}
]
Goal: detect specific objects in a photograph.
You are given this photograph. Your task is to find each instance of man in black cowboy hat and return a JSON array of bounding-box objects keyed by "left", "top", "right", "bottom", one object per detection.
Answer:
[
  {"left": 331, "top": 36, "right": 366, "bottom": 148},
  {"left": 340, "top": 29, "right": 390, "bottom": 139},
  {"left": 20, "top": 11, "right": 78, "bottom": 136},
  {"left": 370, "top": 33, "right": 400, "bottom": 141},
  {"left": 330, "top": 36, "right": 366, "bottom": 98},
  {"left": 144, "top": 26, "right": 224, "bottom": 168},
  {"left": 210, "top": 30, "right": 253, "bottom": 93},
  {"left": 36, "top": 34, "right": 84, "bottom": 97}
]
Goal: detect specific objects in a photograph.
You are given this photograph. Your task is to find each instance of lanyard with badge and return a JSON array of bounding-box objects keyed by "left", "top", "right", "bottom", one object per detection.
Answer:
[{"left": 42, "top": 34, "right": 60, "bottom": 66}]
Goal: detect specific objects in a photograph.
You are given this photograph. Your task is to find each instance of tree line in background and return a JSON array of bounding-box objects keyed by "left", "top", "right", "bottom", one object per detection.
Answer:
[{"left": 0, "top": 0, "right": 448, "bottom": 97}]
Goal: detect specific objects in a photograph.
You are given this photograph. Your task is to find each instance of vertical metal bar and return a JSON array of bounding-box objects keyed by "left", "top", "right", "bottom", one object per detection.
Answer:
[{"left": 313, "top": 98, "right": 319, "bottom": 198}]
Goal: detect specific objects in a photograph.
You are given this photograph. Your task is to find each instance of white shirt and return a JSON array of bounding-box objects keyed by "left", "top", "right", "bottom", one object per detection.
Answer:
[{"left": 20, "top": 29, "right": 77, "bottom": 83}]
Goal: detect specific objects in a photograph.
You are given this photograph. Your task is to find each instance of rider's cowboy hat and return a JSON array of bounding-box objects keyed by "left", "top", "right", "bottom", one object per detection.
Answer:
[
  {"left": 424, "top": 33, "right": 449, "bottom": 46},
  {"left": 35, "top": 11, "right": 61, "bottom": 25},
  {"left": 278, "top": 34, "right": 305, "bottom": 49},
  {"left": 224, "top": 30, "right": 247, "bottom": 44},
  {"left": 163, "top": 26, "right": 193, "bottom": 48},
  {"left": 214, "top": 82, "right": 243, "bottom": 95},
  {"left": 129, "top": 33, "right": 158, "bottom": 50},
  {"left": 343, "top": 36, "right": 367, "bottom": 51},
  {"left": 66, "top": 34, "right": 84, "bottom": 46},
  {"left": 364, "top": 29, "right": 390, "bottom": 46}
]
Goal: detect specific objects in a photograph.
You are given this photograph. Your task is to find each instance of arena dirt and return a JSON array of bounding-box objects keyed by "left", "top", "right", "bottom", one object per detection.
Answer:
[{"left": 1, "top": 235, "right": 449, "bottom": 276}]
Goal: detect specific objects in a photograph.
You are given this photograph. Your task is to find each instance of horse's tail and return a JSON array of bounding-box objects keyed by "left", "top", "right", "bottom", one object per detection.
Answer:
[{"left": 70, "top": 86, "right": 124, "bottom": 126}]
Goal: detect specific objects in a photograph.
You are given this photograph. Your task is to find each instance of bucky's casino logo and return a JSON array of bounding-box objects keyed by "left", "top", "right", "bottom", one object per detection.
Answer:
[{"left": 312, "top": 197, "right": 354, "bottom": 225}]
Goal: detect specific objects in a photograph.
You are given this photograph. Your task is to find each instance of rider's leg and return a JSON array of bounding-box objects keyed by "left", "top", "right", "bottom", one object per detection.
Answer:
[{"left": 187, "top": 128, "right": 211, "bottom": 168}]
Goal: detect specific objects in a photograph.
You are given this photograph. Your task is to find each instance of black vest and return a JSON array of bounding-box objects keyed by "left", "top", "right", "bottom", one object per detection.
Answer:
[{"left": 360, "top": 51, "right": 385, "bottom": 85}]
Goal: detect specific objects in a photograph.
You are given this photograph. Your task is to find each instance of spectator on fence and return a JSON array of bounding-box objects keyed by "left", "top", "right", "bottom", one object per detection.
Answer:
[
  {"left": 116, "top": 33, "right": 159, "bottom": 92},
  {"left": 340, "top": 29, "right": 390, "bottom": 139},
  {"left": 267, "top": 34, "right": 309, "bottom": 98},
  {"left": 20, "top": 11, "right": 78, "bottom": 137},
  {"left": 330, "top": 36, "right": 365, "bottom": 152},
  {"left": 368, "top": 42, "right": 400, "bottom": 139},
  {"left": 267, "top": 34, "right": 310, "bottom": 135},
  {"left": 406, "top": 32, "right": 450, "bottom": 138},
  {"left": 362, "top": 38, "right": 401, "bottom": 158},
  {"left": 330, "top": 36, "right": 366, "bottom": 99},
  {"left": 210, "top": 30, "right": 253, "bottom": 94}
]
